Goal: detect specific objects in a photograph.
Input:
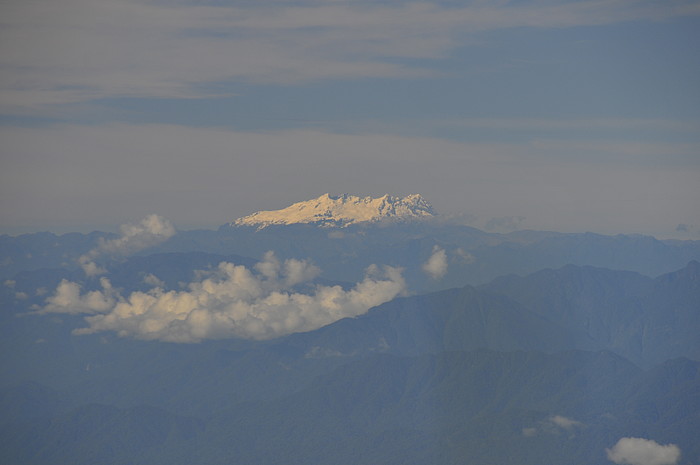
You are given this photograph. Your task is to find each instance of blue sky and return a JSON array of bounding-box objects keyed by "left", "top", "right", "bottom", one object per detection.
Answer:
[{"left": 1, "top": 0, "right": 699, "bottom": 237}]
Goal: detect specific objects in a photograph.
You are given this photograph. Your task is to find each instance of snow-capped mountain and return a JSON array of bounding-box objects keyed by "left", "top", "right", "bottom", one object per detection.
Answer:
[{"left": 231, "top": 193, "right": 436, "bottom": 228}]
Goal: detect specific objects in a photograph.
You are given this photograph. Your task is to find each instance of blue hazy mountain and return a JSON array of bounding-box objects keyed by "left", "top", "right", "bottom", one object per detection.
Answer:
[
  {"left": 2, "top": 256, "right": 699, "bottom": 463},
  {"left": 481, "top": 261, "right": 700, "bottom": 367},
  {"left": 149, "top": 223, "right": 700, "bottom": 292},
  {"left": 2, "top": 351, "right": 698, "bottom": 465},
  {"left": 2, "top": 204, "right": 699, "bottom": 464}
]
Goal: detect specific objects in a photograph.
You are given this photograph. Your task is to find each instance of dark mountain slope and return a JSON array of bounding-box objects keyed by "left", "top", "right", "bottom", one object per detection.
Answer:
[
  {"left": 2, "top": 260, "right": 698, "bottom": 464},
  {"left": 5, "top": 351, "right": 697, "bottom": 465},
  {"left": 481, "top": 262, "right": 700, "bottom": 366},
  {"left": 277, "top": 285, "right": 575, "bottom": 359},
  {"left": 1, "top": 403, "right": 203, "bottom": 465}
]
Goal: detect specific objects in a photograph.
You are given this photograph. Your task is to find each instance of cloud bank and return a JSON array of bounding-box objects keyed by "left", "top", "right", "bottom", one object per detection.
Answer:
[
  {"left": 422, "top": 246, "right": 447, "bottom": 280},
  {"left": 42, "top": 252, "right": 406, "bottom": 342},
  {"left": 79, "top": 214, "right": 175, "bottom": 276},
  {"left": 607, "top": 437, "right": 681, "bottom": 465}
]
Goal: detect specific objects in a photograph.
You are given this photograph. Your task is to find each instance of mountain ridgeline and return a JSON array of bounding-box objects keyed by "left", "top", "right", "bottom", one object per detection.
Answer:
[
  {"left": 1, "top": 195, "right": 699, "bottom": 464},
  {"left": 2, "top": 194, "right": 698, "bottom": 293}
]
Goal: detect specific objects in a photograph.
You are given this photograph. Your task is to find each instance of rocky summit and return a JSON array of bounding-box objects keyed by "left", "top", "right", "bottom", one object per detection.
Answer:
[{"left": 231, "top": 193, "right": 436, "bottom": 228}]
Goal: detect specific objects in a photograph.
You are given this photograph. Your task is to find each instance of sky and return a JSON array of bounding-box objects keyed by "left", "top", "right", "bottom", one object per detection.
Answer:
[{"left": 1, "top": 0, "right": 699, "bottom": 238}]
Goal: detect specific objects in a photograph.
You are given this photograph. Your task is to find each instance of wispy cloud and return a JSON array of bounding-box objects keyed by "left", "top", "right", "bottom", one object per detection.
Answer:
[
  {"left": 40, "top": 252, "right": 406, "bottom": 342},
  {"left": 78, "top": 214, "right": 175, "bottom": 276},
  {"left": 522, "top": 414, "right": 583, "bottom": 437},
  {"left": 549, "top": 414, "right": 582, "bottom": 430},
  {"left": 2, "top": 0, "right": 698, "bottom": 109}
]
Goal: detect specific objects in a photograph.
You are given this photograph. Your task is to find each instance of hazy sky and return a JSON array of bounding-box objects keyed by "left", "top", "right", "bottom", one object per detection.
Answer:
[{"left": 1, "top": 0, "right": 699, "bottom": 238}]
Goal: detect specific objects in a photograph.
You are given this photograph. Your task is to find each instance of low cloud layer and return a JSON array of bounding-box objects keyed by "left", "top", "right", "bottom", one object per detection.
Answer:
[
  {"left": 41, "top": 252, "right": 406, "bottom": 342},
  {"left": 79, "top": 214, "right": 175, "bottom": 276},
  {"left": 422, "top": 246, "right": 447, "bottom": 280},
  {"left": 607, "top": 437, "right": 681, "bottom": 465}
]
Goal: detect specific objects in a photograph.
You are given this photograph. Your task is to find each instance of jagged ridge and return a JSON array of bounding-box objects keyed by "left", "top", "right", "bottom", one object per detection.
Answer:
[{"left": 231, "top": 193, "right": 436, "bottom": 228}]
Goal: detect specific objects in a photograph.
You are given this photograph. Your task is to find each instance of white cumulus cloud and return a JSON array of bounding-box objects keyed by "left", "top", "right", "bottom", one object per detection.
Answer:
[
  {"left": 422, "top": 245, "right": 447, "bottom": 280},
  {"left": 79, "top": 214, "right": 175, "bottom": 276},
  {"left": 42, "top": 252, "right": 406, "bottom": 342},
  {"left": 41, "top": 277, "right": 117, "bottom": 314},
  {"left": 607, "top": 437, "right": 681, "bottom": 465}
]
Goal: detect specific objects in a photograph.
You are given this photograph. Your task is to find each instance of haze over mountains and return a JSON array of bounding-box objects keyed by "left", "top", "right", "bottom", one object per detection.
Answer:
[
  {"left": 2, "top": 194, "right": 699, "bottom": 464},
  {"left": 3, "top": 194, "right": 698, "bottom": 290}
]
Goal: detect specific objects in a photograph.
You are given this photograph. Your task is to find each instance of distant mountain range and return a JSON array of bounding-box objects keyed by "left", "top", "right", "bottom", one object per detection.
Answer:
[
  {"left": 2, "top": 256, "right": 699, "bottom": 464},
  {"left": 3, "top": 216, "right": 699, "bottom": 293},
  {"left": 2, "top": 205, "right": 700, "bottom": 464}
]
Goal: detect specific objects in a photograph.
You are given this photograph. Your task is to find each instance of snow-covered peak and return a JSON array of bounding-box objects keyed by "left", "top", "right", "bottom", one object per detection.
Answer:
[{"left": 231, "top": 194, "right": 436, "bottom": 229}]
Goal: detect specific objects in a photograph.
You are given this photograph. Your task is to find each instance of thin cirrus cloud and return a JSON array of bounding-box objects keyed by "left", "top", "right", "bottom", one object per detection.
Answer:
[
  {"left": 2, "top": 0, "right": 699, "bottom": 109},
  {"left": 40, "top": 251, "right": 407, "bottom": 342}
]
